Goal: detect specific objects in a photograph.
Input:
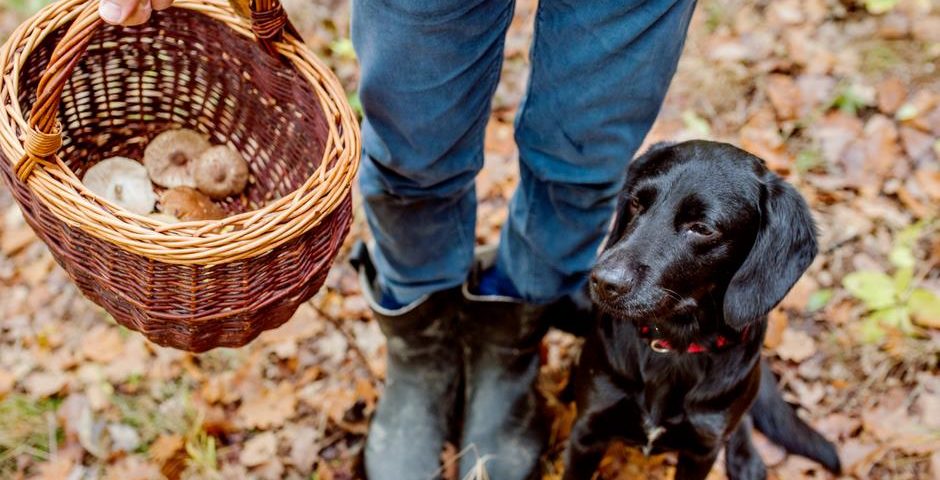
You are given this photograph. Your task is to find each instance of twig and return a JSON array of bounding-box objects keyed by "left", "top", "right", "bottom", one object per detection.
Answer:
[{"left": 308, "top": 300, "right": 380, "bottom": 384}]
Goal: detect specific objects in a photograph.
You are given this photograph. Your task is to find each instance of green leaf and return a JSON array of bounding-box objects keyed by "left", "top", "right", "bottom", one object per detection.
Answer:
[
  {"left": 859, "top": 317, "right": 886, "bottom": 344},
  {"left": 347, "top": 92, "right": 363, "bottom": 118},
  {"left": 830, "top": 85, "right": 871, "bottom": 115},
  {"left": 807, "top": 289, "right": 833, "bottom": 312},
  {"left": 681, "top": 111, "right": 711, "bottom": 137},
  {"left": 893, "top": 266, "right": 913, "bottom": 295},
  {"left": 870, "top": 305, "right": 909, "bottom": 329},
  {"left": 864, "top": 0, "right": 900, "bottom": 14},
  {"left": 796, "top": 149, "right": 826, "bottom": 173},
  {"left": 843, "top": 271, "right": 897, "bottom": 310},
  {"left": 895, "top": 103, "right": 919, "bottom": 121},
  {"left": 888, "top": 244, "right": 915, "bottom": 269},
  {"left": 329, "top": 38, "right": 357, "bottom": 61},
  {"left": 909, "top": 288, "right": 940, "bottom": 328}
]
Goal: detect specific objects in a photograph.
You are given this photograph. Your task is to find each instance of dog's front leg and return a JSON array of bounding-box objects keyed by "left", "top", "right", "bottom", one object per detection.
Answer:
[
  {"left": 562, "top": 412, "right": 609, "bottom": 480},
  {"left": 724, "top": 415, "right": 767, "bottom": 480},
  {"left": 675, "top": 450, "right": 720, "bottom": 480}
]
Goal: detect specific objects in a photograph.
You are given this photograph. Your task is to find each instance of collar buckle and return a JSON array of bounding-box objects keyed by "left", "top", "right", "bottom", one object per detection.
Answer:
[{"left": 649, "top": 339, "right": 672, "bottom": 353}]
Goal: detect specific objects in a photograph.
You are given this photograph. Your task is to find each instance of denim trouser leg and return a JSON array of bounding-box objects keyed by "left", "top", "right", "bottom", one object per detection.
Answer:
[
  {"left": 352, "top": 0, "right": 514, "bottom": 304},
  {"left": 353, "top": 0, "right": 696, "bottom": 304},
  {"left": 497, "top": 0, "right": 697, "bottom": 302}
]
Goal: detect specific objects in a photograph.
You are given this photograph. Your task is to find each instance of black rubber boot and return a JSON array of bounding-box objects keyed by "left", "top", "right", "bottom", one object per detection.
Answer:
[
  {"left": 350, "top": 243, "right": 462, "bottom": 480},
  {"left": 458, "top": 248, "right": 550, "bottom": 480}
]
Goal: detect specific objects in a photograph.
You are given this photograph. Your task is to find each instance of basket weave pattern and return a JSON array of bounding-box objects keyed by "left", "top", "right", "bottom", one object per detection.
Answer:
[{"left": 0, "top": 0, "right": 360, "bottom": 351}]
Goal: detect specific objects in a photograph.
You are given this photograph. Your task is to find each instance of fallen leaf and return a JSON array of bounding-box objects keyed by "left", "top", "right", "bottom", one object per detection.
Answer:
[
  {"left": 915, "top": 168, "right": 940, "bottom": 201},
  {"left": 876, "top": 77, "right": 907, "bottom": 114},
  {"left": 24, "top": 370, "right": 67, "bottom": 398},
  {"left": 0, "top": 369, "right": 15, "bottom": 396},
  {"left": 899, "top": 126, "right": 935, "bottom": 160},
  {"left": 149, "top": 434, "right": 186, "bottom": 480},
  {"left": 0, "top": 225, "right": 37, "bottom": 256},
  {"left": 252, "top": 457, "right": 285, "bottom": 480},
  {"left": 909, "top": 289, "right": 940, "bottom": 329},
  {"left": 765, "top": 74, "right": 802, "bottom": 120},
  {"left": 28, "top": 457, "right": 75, "bottom": 480},
  {"left": 775, "top": 328, "right": 817, "bottom": 362},
  {"left": 287, "top": 426, "right": 319, "bottom": 474},
  {"left": 107, "top": 423, "right": 141, "bottom": 453},
  {"left": 104, "top": 456, "right": 163, "bottom": 480},
  {"left": 839, "top": 439, "right": 882, "bottom": 477},
  {"left": 81, "top": 326, "right": 124, "bottom": 364},
  {"left": 240, "top": 431, "right": 278, "bottom": 467},
  {"left": 237, "top": 382, "right": 297, "bottom": 429},
  {"left": 764, "top": 308, "right": 789, "bottom": 349}
]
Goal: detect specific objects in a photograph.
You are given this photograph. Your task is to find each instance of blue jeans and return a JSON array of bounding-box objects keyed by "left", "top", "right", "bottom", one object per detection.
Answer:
[{"left": 352, "top": 0, "right": 696, "bottom": 304}]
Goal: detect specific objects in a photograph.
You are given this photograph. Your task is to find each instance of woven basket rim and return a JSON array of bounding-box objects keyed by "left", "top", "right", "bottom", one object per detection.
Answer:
[{"left": 0, "top": 0, "right": 361, "bottom": 265}]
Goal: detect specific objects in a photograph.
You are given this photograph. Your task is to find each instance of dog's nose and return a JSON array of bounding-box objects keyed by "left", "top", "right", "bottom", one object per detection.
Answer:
[{"left": 590, "top": 268, "right": 634, "bottom": 299}]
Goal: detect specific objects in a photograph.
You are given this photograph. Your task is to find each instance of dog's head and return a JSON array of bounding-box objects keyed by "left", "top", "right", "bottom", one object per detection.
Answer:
[{"left": 591, "top": 140, "right": 817, "bottom": 331}]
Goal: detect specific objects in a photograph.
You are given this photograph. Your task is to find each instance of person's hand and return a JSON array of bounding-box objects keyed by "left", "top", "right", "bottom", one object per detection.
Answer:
[{"left": 99, "top": 0, "right": 173, "bottom": 26}]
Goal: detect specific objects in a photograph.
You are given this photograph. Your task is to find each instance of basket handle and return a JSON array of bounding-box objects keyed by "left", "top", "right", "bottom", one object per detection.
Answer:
[{"left": 16, "top": 0, "right": 294, "bottom": 182}]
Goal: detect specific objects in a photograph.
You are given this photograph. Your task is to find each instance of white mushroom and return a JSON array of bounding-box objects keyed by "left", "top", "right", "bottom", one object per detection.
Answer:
[
  {"left": 193, "top": 145, "right": 249, "bottom": 199},
  {"left": 82, "top": 157, "right": 157, "bottom": 215},
  {"left": 143, "top": 129, "right": 211, "bottom": 188},
  {"left": 160, "top": 187, "right": 227, "bottom": 221}
]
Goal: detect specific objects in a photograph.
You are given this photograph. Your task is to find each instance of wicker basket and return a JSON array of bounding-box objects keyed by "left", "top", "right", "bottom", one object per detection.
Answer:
[{"left": 0, "top": 0, "right": 360, "bottom": 352}]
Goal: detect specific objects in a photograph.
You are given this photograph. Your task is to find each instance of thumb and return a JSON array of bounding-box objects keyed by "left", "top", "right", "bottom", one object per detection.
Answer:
[{"left": 98, "top": 0, "right": 138, "bottom": 24}]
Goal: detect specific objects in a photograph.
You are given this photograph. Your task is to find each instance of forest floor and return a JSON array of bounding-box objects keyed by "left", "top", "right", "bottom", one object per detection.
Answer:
[{"left": 0, "top": 0, "right": 939, "bottom": 479}]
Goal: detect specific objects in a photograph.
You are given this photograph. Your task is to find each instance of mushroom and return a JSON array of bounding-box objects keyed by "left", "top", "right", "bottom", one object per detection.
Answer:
[
  {"left": 193, "top": 145, "right": 249, "bottom": 199},
  {"left": 143, "top": 129, "right": 211, "bottom": 188},
  {"left": 160, "top": 187, "right": 227, "bottom": 221},
  {"left": 82, "top": 157, "right": 157, "bottom": 215}
]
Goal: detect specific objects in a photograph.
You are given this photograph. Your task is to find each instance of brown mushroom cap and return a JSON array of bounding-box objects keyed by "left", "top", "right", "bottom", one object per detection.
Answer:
[
  {"left": 144, "top": 129, "right": 211, "bottom": 188},
  {"left": 160, "top": 187, "right": 227, "bottom": 221},
  {"left": 82, "top": 157, "right": 156, "bottom": 215},
  {"left": 193, "top": 145, "right": 249, "bottom": 199}
]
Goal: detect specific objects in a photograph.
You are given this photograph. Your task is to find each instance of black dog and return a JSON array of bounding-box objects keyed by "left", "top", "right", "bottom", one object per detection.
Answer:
[{"left": 563, "top": 141, "right": 841, "bottom": 480}]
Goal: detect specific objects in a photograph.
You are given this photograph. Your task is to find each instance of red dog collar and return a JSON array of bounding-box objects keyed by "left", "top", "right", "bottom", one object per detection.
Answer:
[{"left": 639, "top": 323, "right": 744, "bottom": 354}]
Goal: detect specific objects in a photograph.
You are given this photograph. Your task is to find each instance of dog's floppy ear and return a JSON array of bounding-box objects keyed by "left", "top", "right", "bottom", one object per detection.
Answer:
[
  {"left": 605, "top": 142, "right": 676, "bottom": 248},
  {"left": 723, "top": 172, "right": 818, "bottom": 330}
]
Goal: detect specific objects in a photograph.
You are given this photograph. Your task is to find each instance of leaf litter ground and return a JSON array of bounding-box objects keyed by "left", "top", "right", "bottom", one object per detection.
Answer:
[{"left": 0, "top": 0, "right": 938, "bottom": 479}]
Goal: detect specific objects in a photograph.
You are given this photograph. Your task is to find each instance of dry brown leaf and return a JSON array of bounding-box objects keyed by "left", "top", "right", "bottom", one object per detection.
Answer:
[
  {"left": 774, "top": 328, "right": 816, "bottom": 362},
  {"left": 287, "top": 426, "right": 319, "bottom": 474},
  {"left": 103, "top": 456, "right": 163, "bottom": 480},
  {"left": 0, "top": 225, "right": 37, "bottom": 256},
  {"left": 780, "top": 276, "right": 817, "bottom": 312},
  {"left": 839, "top": 439, "right": 882, "bottom": 477},
  {"left": 899, "top": 126, "right": 935, "bottom": 160},
  {"left": 81, "top": 326, "right": 124, "bottom": 364},
  {"left": 237, "top": 382, "right": 297, "bottom": 430},
  {"left": 240, "top": 431, "right": 278, "bottom": 467},
  {"left": 915, "top": 169, "right": 940, "bottom": 201},
  {"left": 252, "top": 457, "right": 286, "bottom": 480},
  {"left": 24, "top": 370, "right": 67, "bottom": 398},
  {"left": 911, "top": 17, "right": 940, "bottom": 43},
  {"left": 876, "top": 77, "right": 907, "bottom": 115},
  {"left": 149, "top": 434, "right": 186, "bottom": 480},
  {"left": 28, "top": 457, "right": 75, "bottom": 480},
  {"left": 0, "top": 368, "right": 15, "bottom": 396},
  {"left": 862, "top": 114, "right": 901, "bottom": 178},
  {"left": 764, "top": 308, "right": 789, "bottom": 350},
  {"left": 932, "top": 450, "right": 940, "bottom": 479},
  {"left": 765, "top": 74, "right": 802, "bottom": 120},
  {"left": 814, "top": 111, "right": 863, "bottom": 165}
]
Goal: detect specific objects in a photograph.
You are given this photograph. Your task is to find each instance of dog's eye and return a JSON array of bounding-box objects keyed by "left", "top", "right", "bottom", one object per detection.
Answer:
[
  {"left": 687, "top": 222, "right": 715, "bottom": 237},
  {"left": 629, "top": 197, "right": 642, "bottom": 214}
]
